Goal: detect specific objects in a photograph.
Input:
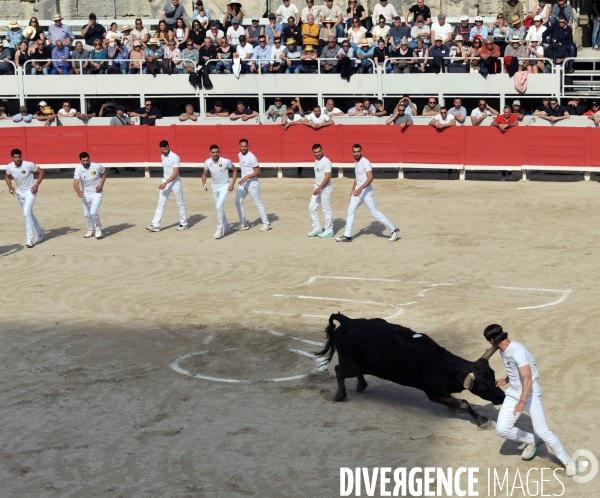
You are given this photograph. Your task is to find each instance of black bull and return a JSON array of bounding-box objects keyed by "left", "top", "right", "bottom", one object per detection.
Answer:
[{"left": 316, "top": 313, "right": 506, "bottom": 429}]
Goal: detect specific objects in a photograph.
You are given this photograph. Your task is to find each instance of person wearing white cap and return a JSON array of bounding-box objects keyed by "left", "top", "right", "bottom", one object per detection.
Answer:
[
  {"left": 246, "top": 16, "right": 264, "bottom": 47},
  {"left": 470, "top": 15, "right": 488, "bottom": 40},
  {"left": 527, "top": 15, "right": 547, "bottom": 42},
  {"left": 453, "top": 15, "right": 472, "bottom": 45},
  {"left": 526, "top": 35, "right": 545, "bottom": 72},
  {"left": 46, "top": 14, "right": 74, "bottom": 48},
  {"left": 33, "top": 101, "right": 56, "bottom": 126}
]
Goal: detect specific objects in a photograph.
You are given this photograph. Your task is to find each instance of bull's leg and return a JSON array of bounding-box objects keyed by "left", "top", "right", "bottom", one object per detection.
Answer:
[
  {"left": 426, "top": 394, "right": 495, "bottom": 430},
  {"left": 334, "top": 365, "right": 348, "bottom": 402},
  {"left": 356, "top": 373, "right": 368, "bottom": 393}
]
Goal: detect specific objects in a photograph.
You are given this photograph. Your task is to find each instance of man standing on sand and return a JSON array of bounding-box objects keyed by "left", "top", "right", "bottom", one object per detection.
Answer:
[
  {"left": 73, "top": 152, "right": 107, "bottom": 239},
  {"left": 5, "top": 149, "right": 45, "bottom": 248},
  {"left": 483, "top": 324, "right": 578, "bottom": 478},
  {"left": 234, "top": 138, "right": 272, "bottom": 232},
  {"left": 336, "top": 144, "right": 400, "bottom": 243},
  {"left": 307, "top": 143, "right": 334, "bottom": 239},
  {"left": 146, "top": 140, "right": 188, "bottom": 232},
  {"left": 202, "top": 144, "right": 238, "bottom": 239}
]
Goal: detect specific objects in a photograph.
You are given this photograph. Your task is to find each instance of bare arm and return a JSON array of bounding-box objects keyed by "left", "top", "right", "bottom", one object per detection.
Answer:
[
  {"left": 201, "top": 168, "right": 208, "bottom": 186},
  {"left": 5, "top": 172, "right": 14, "bottom": 193}
]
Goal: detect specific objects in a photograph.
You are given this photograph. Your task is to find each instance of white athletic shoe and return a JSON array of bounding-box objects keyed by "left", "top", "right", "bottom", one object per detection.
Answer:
[
  {"left": 521, "top": 438, "right": 543, "bottom": 460},
  {"left": 389, "top": 228, "right": 400, "bottom": 242},
  {"left": 234, "top": 224, "right": 249, "bottom": 231},
  {"left": 84, "top": 230, "right": 95, "bottom": 238},
  {"left": 565, "top": 459, "right": 578, "bottom": 477},
  {"left": 307, "top": 229, "right": 323, "bottom": 237},
  {"left": 177, "top": 224, "right": 189, "bottom": 231},
  {"left": 146, "top": 225, "right": 160, "bottom": 232},
  {"left": 260, "top": 224, "right": 272, "bottom": 232},
  {"left": 214, "top": 227, "right": 224, "bottom": 239},
  {"left": 26, "top": 239, "right": 34, "bottom": 248},
  {"left": 95, "top": 228, "right": 102, "bottom": 239},
  {"left": 36, "top": 228, "right": 45, "bottom": 243}
]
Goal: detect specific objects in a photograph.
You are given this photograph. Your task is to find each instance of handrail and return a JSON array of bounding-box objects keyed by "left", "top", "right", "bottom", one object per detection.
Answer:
[
  {"left": 22, "top": 58, "right": 196, "bottom": 75},
  {"left": 0, "top": 60, "right": 18, "bottom": 73},
  {"left": 204, "top": 56, "right": 373, "bottom": 75}
]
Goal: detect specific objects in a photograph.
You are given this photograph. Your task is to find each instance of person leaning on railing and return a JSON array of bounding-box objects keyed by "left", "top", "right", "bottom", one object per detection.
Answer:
[{"left": 480, "top": 37, "right": 500, "bottom": 74}]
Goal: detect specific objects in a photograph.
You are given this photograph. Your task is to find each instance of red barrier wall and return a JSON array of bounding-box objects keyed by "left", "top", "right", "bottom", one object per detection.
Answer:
[{"left": 1, "top": 125, "right": 599, "bottom": 168}]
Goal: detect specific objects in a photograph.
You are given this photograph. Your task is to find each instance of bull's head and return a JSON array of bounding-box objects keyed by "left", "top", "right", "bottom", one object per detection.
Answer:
[{"left": 463, "top": 347, "right": 505, "bottom": 405}]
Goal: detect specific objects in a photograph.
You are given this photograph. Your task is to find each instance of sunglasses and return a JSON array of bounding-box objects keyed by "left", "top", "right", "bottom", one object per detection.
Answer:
[
  {"left": 259, "top": 40, "right": 266, "bottom": 43},
  {"left": 275, "top": 99, "right": 281, "bottom": 102},
  {"left": 429, "top": 101, "right": 436, "bottom": 104},
  {"left": 275, "top": 41, "right": 281, "bottom": 43},
  {"left": 94, "top": 43, "right": 102, "bottom": 46}
]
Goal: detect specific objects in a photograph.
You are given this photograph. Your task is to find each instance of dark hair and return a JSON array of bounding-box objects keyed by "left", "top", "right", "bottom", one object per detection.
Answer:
[
  {"left": 374, "top": 99, "right": 383, "bottom": 105},
  {"left": 209, "top": 144, "right": 220, "bottom": 151},
  {"left": 11, "top": 149, "right": 22, "bottom": 157},
  {"left": 159, "top": 140, "right": 169, "bottom": 147},
  {"left": 237, "top": 101, "right": 245, "bottom": 106},
  {"left": 79, "top": 151, "right": 90, "bottom": 160},
  {"left": 483, "top": 324, "right": 508, "bottom": 344},
  {"left": 239, "top": 138, "right": 248, "bottom": 145},
  {"left": 312, "top": 143, "right": 322, "bottom": 150},
  {"left": 352, "top": 143, "right": 362, "bottom": 150}
]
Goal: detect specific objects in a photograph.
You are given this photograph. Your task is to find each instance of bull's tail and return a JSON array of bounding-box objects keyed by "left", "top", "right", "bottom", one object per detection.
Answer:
[{"left": 315, "top": 313, "right": 347, "bottom": 364}]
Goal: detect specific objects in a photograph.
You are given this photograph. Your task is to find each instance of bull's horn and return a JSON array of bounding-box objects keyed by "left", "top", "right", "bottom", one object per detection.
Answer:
[
  {"left": 480, "top": 347, "right": 498, "bottom": 362},
  {"left": 463, "top": 372, "right": 475, "bottom": 390}
]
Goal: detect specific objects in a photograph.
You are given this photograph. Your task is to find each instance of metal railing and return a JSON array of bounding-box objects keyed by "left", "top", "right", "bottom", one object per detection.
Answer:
[
  {"left": 22, "top": 58, "right": 197, "bottom": 75},
  {"left": 561, "top": 57, "right": 600, "bottom": 94},
  {"left": 204, "top": 57, "right": 374, "bottom": 75}
]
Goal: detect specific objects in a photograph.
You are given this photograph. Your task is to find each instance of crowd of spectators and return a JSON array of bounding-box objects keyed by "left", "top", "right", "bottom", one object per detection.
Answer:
[{"left": 0, "top": 0, "right": 585, "bottom": 76}]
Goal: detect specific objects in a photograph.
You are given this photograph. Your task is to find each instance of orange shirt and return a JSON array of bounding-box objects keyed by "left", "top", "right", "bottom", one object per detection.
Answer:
[{"left": 302, "top": 23, "right": 319, "bottom": 46}]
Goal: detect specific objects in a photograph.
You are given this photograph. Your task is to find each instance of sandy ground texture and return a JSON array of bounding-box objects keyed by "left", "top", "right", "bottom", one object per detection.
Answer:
[{"left": 1, "top": 170, "right": 599, "bottom": 498}]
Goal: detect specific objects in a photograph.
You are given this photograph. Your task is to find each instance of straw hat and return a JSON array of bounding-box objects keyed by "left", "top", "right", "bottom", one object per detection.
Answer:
[
  {"left": 511, "top": 14, "right": 521, "bottom": 25},
  {"left": 323, "top": 17, "right": 333, "bottom": 23},
  {"left": 121, "top": 25, "right": 132, "bottom": 32},
  {"left": 148, "top": 37, "right": 158, "bottom": 44},
  {"left": 23, "top": 26, "right": 36, "bottom": 38},
  {"left": 286, "top": 38, "right": 296, "bottom": 45},
  {"left": 7, "top": 19, "right": 21, "bottom": 28},
  {"left": 360, "top": 39, "right": 370, "bottom": 46},
  {"left": 53, "top": 14, "right": 63, "bottom": 21}
]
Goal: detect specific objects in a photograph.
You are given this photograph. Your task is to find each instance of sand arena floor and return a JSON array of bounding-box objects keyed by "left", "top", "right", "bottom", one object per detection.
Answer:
[{"left": 1, "top": 171, "right": 599, "bottom": 497}]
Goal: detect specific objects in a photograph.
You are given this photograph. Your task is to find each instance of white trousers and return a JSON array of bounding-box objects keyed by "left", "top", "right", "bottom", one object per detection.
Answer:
[
  {"left": 235, "top": 180, "right": 269, "bottom": 225},
  {"left": 15, "top": 189, "right": 42, "bottom": 242},
  {"left": 496, "top": 388, "right": 570, "bottom": 465},
  {"left": 151, "top": 179, "right": 187, "bottom": 228},
  {"left": 344, "top": 185, "right": 396, "bottom": 238},
  {"left": 308, "top": 184, "right": 333, "bottom": 233},
  {"left": 81, "top": 192, "right": 103, "bottom": 230},
  {"left": 212, "top": 186, "right": 230, "bottom": 229}
]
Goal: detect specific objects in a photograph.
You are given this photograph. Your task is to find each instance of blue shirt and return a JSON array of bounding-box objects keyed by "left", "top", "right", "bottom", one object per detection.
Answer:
[
  {"left": 51, "top": 46, "right": 70, "bottom": 68},
  {"left": 111, "top": 45, "right": 129, "bottom": 62},
  {"left": 47, "top": 23, "right": 74, "bottom": 44},
  {"left": 7, "top": 28, "right": 24, "bottom": 48},
  {"left": 357, "top": 46, "right": 374, "bottom": 66},
  {"left": 470, "top": 26, "right": 488, "bottom": 40},
  {"left": 265, "top": 23, "right": 283, "bottom": 44},
  {"left": 252, "top": 44, "right": 271, "bottom": 61}
]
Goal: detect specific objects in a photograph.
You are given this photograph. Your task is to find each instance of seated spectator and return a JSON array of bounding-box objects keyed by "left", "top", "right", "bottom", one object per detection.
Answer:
[
  {"left": 0, "top": 102, "right": 9, "bottom": 119},
  {"left": 583, "top": 101, "right": 600, "bottom": 116},
  {"left": 189, "top": 20, "right": 206, "bottom": 50},
  {"left": 489, "top": 14, "right": 507, "bottom": 53},
  {"left": 373, "top": 0, "right": 398, "bottom": 26},
  {"left": 429, "top": 35, "right": 450, "bottom": 73},
  {"left": 320, "top": 37, "right": 340, "bottom": 73},
  {"left": 413, "top": 39, "right": 430, "bottom": 72},
  {"left": 531, "top": 0, "right": 550, "bottom": 25},
  {"left": 51, "top": 39, "right": 70, "bottom": 75},
  {"left": 390, "top": 39, "right": 414, "bottom": 73},
  {"left": 505, "top": 16, "right": 526, "bottom": 47},
  {"left": 227, "top": 19, "right": 245, "bottom": 50},
  {"left": 533, "top": 97, "right": 550, "bottom": 115},
  {"left": 121, "top": 25, "right": 134, "bottom": 52},
  {"left": 467, "top": 36, "right": 483, "bottom": 72},
  {"left": 34, "top": 101, "right": 56, "bottom": 126},
  {"left": 283, "top": 17, "right": 303, "bottom": 47},
  {"left": 25, "top": 17, "right": 45, "bottom": 54},
  {"left": 179, "top": 104, "right": 200, "bottom": 121},
  {"left": 130, "top": 100, "right": 163, "bottom": 125},
  {"left": 235, "top": 35, "right": 254, "bottom": 73},
  {"left": 348, "top": 16, "right": 367, "bottom": 51},
  {"left": 320, "top": 0, "right": 345, "bottom": 38},
  {"left": 181, "top": 40, "right": 200, "bottom": 74},
  {"left": 6, "top": 19, "right": 24, "bottom": 52},
  {"left": 566, "top": 98, "right": 585, "bottom": 116},
  {"left": 325, "top": 98, "right": 344, "bottom": 116},
  {"left": 29, "top": 39, "right": 52, "bottom": 75},
  {"left": 372, "top": 99, "right": 388, "bottom": 116},
  {"left": 266, "top": 97, "right": 287, "bottom": 121},
  {"left": 13, "top": 40, "right": 29, "bottom": 72},
  {"left": 404, "top": 0, "right": 432, "bottom": 28},
  {"left": 207, "top": 22, "right": 225, "bottom": 47},
  {"left": 269, "top": 37, "right": 285, "bottom": 72},
  {"left": 386, "top": 102, "right": 413, "bottom": 128},
  {"left": 448, "top": 98, "right": 467, "bottom": 124},
  {"left": 398, "top": 95, "right": 417, "bottom": 115},
  {"left": 363, "top": 98, "right": 377, "bottom": 114},
  {"left": 429, "top": 107, "right": 455, "bottom": 129},
  {"left": 543, "top": 38, "right": 567, "bottom": 73},
  {"left": 492, "top": 105, "right": 519, "bottom": 133},
  {"left": 422, "top": 97, "right": 440, "bottom": 116},
  {"left": 266, "top": 14, "right": 283, "bottom": 45},
  {"left": 88, "top": 39, "right": 109, "bottom": 75},
  {"left": 282, "top": 106, "right": 303, "bottom": 129},
  {"left": 372, "top": 16, "right": 391, "bottom": 45},
  {"left": 251, "top": 36, "right": 271, "bottom": 73},
  {"left": 230, "top": 101, "right": 259, "bottom": 121},
  {"left": 587, "top": 102, "right": 600, "bottom": 125},
  {"left": 303, "top": 105, "right": 334, "bottom": 129},
  {"left": 302, "top": 14, "right": 320, "bottom": 47},
  {"left": 77, "top": 101, "right": 97, "bottom": 122},
  {"left": 70, "top": 41, "right": 90, "bottom": 74},
  {"left": 199, "top": 37, "right": 218, "bottom": 73},
  {"left": 163, "top": 40, "right": 182, "bottom": 74},
  {"left": 173, "top": 17, "right": 189, "bottom": 50},
  {"left": 550, "top": 0, "right": 574, "bottom": 28},
  {"left": 345, "top": 0, "right": 366, "bottom": 29},
  {"left": 58, "top": 101, "right": 77, "bottom": 118},
  {"left": 550, "top": 17, "right": 576, "bottom": 73},
  {"left": 193, "top": 1, "right": 210, "bottom": 27},
  {"left": 143, "top": 38, "right": 163, "bottom": 75},
  {"left": 215, "top": 37, "right": 233, "bottom": 73},
  {"left": 480, "top": 37, "right": 501, "bottom": 74},
  {"left": 105, "top": 22, "right": 121, "bottom": 48},
  {"left": 389, "top": 16, "right": 411, "bottom": 51},
  {"left": 470, "top": 16, "right": 488, "bottom": 40},
  {"left": 356, "top": 40, "right": 374, "bottom": 74},
  {"left": 281, "top": 39, "right": 302, "bottom": 73},
  {"left": 409, "top": 16, "right": 430, "bottom": 49},
  {"left": 504, "top": 35, "right": 526, "bottom": 72},
  {"left": 297, "top": 44, "right": 319, "bottom": 73},
  {"left": 430, "top": 12, "right": 452, "bottom": 46},
  {"left": 526, "top": 15, "right": 546, "bottom": 43},
  {"left": 320, "top": 18, "right": 338, "bottom": 47},
  {"left": 109, "top": 38, "right": 130, "bottom": 75},
  {"left": 470, "top": 99, "right": 499, "bottom": 125},
  {"left": 12, "top": 106, "right": 33, "bottom": 123},
  {"left": 47, "top": 14, "right": 74, "bottom": 49},
  {"left": 503, "top": 0, "right": 524, "bottom": 25},
  {"left": 539, "top": 97, "right": 570, "bottom": 123},
  {"left": 223, "top": 1, "right": 243, "bottom": 31},
  {"left": 133, "top": 18, "right": 150, "bottom": 48},
  {"left": 448, "top": 35, "right": 468, "bottom": 72},
  {"left": 373, "top": 38, "right": 391, "bottom": 73},
  {"left": 525, "top": 36, "right": 544, "bottom": 73},
  {"left": 454, "top": 15, "right": 473, "bottom": 46},
  {"left": 347, "top": 100, "right": 367, "bottom": 116},
  {"left": 276, "top": 0, "right": 300, "bottom": 29},
  {"left": 511, "top": 99, "right": 525, "bottom": 120},
  {"left": 337, "top": 41, "right": 355, "bottom": 69},
  {"left": 206, "top": 100, "right": 230, "bottom": 117},
  {"left": 247, "top": 17, "right": 265, "bottom": 47}
]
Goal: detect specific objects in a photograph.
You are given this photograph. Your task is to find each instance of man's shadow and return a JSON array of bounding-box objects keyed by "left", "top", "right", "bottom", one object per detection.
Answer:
[
  {"left": 248, "top": 213, "right": 279, "bottom": 229},
  {"left": 352, "top": 221, "right": 392, "bottom": 240},
  {"left": 0, "top": 244, "right": 23, "bottom": 256},
  {"left": 42, "top": 227, "right": 79, "bottom": 241},
  {"left": 162, "top": 214, "right": 206, "bottom": 230},
  {"left": 101, "top": 223, "right": 135, "bottom": 238}
]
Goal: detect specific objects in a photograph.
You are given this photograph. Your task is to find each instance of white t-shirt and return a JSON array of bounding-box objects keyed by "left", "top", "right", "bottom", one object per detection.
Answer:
[
  {"left": 208, "top": 29, "right": 225, "bottom": 46},
  {"left": 58, "top": 108, "right": 77, "bottom": 115},
  {"left": 276, "top": 3, "right": 299, "bottom": 22},
  {"left": 133, "top": 28, "right": 148, "bottom": 41},
  {"left": 204, "top": 157, "right": 233, "bottom": 187},
  {"left": 236, "top": 43, "right": 253, "bottom": 59},
  {"left": 500, "top": 341, "right": 541, "bottom": 395},
  {"left": 306, "top": 112, "right": 330, "bottom": 124},
  {"left": 161, "top": 151, "right": 181, "bottom": 182},
  {"left": 471, "top": 107, "right": 493, "bottom": 120},
  {"left": 434, "top": 113, "right": 455, "bottom": 125},
  {"left": 314, "top": 156, "right": 332, "bottom": 188},
  {"left": 301, "top": 6, "right": 321, "bottom": 22},
  {"left": 227, "top": 25, "right": 245, "bottom": 45},
  {"left": 271, "top": 45, "right": 285, "bottom": 59},
  {"left": 354, "top": 157, "right": 372, "bottom": 189},
  {"left": 74, "top": 162, "right": 105, "bottom": 196},
  {"left": 238, "top": 151, "right": 259, "bottom": 182},
  {"left": 326, "top": 107, "right": 342, "bottom": 115},
  {"left": 431, "top": 22, "right": 453, "bottom": 40},
  {"left": 7, "top": 160, "right": 37, "bottom": 191},
  {"left": 287, "top": 113, "right": 303, "bottom": 122}
]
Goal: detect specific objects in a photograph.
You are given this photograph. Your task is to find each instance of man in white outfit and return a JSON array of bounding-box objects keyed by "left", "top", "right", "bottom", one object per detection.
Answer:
[
  {"left": 234, "top": 138, "right": 271, "bottom": 232},
  {"left": 73, "top": 152, "right": 107, "bottom": 239},
  {"left": 484, "top": 324, "right": 578, "bottom": 477},
  {"left": 5, "top": 148, "right": 45, "bottom": 248},
  {"left": 146, "top": 140, "right": 188, "bottom": 232},
  {"left": 308, "top": 143, "right": 334, "bottom": 239},
  {"left": 202, "top": 144, "right": 237, "bottom": 239},
  {"left": 336, "top": 144, "right": 400, "bottom": 243}
]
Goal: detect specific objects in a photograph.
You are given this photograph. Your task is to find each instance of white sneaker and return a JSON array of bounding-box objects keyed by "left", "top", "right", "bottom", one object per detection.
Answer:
[
  {"left": 260, "top": 224, "right": 272, "bottom": 232},
  {"left": 177, "top": 224, "right": 189, "bottom": 231},
  {"left": 389, "top": 228, "right": 400, "bottom": 242},
  {"left": 84, "top": 230, "right": 95, "bottom": 238},
  {"left": 307, "top": 229, "right": 322, "bottom": 237},
  {"left": 26, "top": 239, "right": 34, "bottom": 248},
  {"left": 521, "top": 438, "right": 543, "bottom": 460},
  {"left": 214, "top": 227, "right": 224, "bottom": 239},
  {"left": 223, "top": 69, "right": 230, "bottom": 74},
  {"left": 146, "top": 225, "right": 160, "bottom": 232},
  {"left": 95, "top": 228, "right": 102, "bottom": 239},
  {"left": 565, "top": 459, "right": 578, "bottom": 477},
  {"left": 234, "top": 224, "right": 249, "bottom": 231},
  {"left": 36, "top": 228, "right": 45, "bottom": 243}
]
